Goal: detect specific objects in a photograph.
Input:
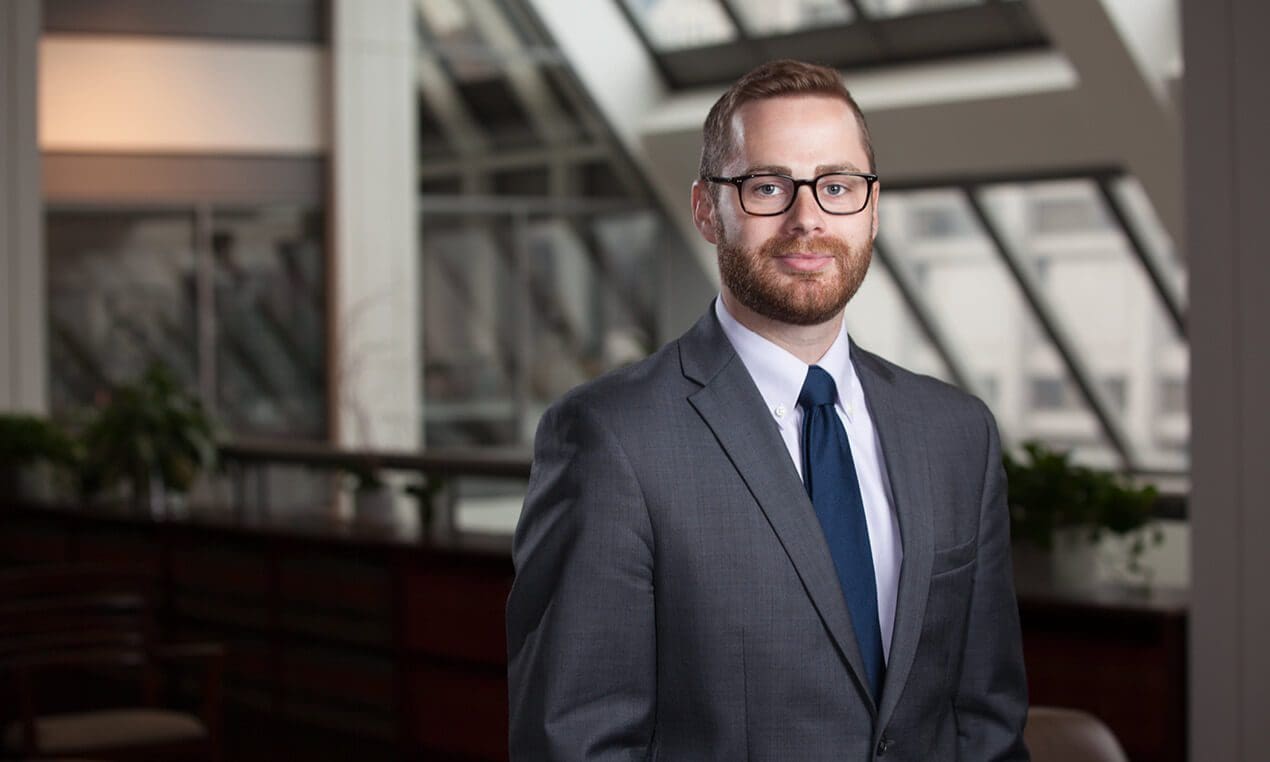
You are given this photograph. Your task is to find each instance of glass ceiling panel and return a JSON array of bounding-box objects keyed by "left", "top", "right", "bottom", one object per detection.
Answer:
[
  {"left": 976, "top": 180, "right": 1188, "bottom": 473},
  {"left": 876, "top": 189, "right": 1121, "bottom": 469},
  {"left": 620, "top": 0, "right": 739, "bottom": 51},
  {"left": 856, "top": 0, "right": 986, "bottom": 18},
  {"left": 726, "top": 0, "right": 855, "bottom": 36}
]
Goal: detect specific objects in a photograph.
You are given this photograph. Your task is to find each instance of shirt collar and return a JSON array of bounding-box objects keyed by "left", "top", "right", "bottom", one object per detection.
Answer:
[{"left": 715, "top": 297, "right": 860, "bottom": 426}]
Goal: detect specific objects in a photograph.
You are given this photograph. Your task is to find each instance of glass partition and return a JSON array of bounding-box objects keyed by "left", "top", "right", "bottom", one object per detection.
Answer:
[
  {"left": 212, "top": 207, "right": 327, "bottom": 439},
  {"left": 46, "top": 204, "right": 327, "bottom": 440},
  {"left": 419, "top": 203, "right": 664, "bottom": 449},
  {"left": 47, "top": 208, "right": 200, "bottom": 414}
]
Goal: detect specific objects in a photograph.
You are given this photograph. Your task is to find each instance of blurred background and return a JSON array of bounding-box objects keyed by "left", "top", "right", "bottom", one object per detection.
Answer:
[{"left": 0, "top": 1, "right": 1264, "bottom": 760}]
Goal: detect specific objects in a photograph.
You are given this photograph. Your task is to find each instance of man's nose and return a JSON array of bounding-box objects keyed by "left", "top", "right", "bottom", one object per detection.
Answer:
[{"left": 784, "top": 183, "right": 826, "bottom": 235}]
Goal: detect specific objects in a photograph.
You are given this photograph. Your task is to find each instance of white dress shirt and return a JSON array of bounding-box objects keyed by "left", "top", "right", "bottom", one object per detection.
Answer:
[{"left": 715, "top": 298, "right": 903, "bottom": 661}]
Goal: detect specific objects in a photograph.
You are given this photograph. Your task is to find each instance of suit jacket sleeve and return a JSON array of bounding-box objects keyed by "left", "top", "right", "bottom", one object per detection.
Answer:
[
  {"left": 506, "top": 396, "right": 656, "bottom": 761},
  {"left": 954, "top": 401, "right": 1031, "bottom": 761}
]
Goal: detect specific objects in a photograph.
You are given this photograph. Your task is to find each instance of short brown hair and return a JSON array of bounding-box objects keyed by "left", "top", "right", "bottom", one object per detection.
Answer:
[{"left": 699, "top": 59, "right": 875, "bottom": 180}]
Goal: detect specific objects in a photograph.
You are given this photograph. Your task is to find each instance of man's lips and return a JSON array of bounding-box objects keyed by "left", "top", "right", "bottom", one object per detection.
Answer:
[{"left": 775, "top": 253, "right": 835, "bottom": 272}]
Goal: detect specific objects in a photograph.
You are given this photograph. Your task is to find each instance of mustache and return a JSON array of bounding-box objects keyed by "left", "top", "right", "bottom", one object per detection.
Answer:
[{"left": 760, "top": 234, "right": 853, "bottom": 259}]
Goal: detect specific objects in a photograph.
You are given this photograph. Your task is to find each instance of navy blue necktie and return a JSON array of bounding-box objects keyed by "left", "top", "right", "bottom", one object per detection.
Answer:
[{"left": 798, "top": 365, "right": 885, "bottom": 700}]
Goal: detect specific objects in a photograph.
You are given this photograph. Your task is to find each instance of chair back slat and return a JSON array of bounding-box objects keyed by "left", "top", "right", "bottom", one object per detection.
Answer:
[{"left": 0, "top": 566, "right": 160, "bottom": 661}]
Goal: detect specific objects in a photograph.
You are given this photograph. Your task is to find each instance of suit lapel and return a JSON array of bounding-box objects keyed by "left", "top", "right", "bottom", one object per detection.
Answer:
[
  {"left": 680, "top": 308, "right": 877, "bottom": 714},
  {"left": 852, "top": 345, "right": 936, "bottom": 730}
]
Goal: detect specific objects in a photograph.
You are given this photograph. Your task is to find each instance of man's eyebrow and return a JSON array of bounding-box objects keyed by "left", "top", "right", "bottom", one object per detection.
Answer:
[
  {"left": 738, "top": 163, "right": 868, "bottom": 176},
  {"left": 739, "top": 165, "right": 791, "bottom": 176},
  {"left": 816, "top": 162, "right": 865, "bottom": 174}
]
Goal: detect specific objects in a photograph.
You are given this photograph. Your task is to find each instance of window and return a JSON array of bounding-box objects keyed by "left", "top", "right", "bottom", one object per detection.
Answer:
[
  {"left": 1101, "top": 375, "right": 1128, "bottom": 415},
  {"left": 1031, "top": 194, "right": 1112, "bottom": 235},
  {"left": 1029, "top": 376, "right": 1070, "bottom": 411},
  {"left": 1159, "top": 377, "right": 1187, "bottom": 415}
]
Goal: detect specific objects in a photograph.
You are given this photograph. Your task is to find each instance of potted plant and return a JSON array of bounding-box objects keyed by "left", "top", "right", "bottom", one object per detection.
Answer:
[
  {"left": 1005, "top": 441, "right": 1162, "bottom": 589},
  {"left": 80, "top": 364, "right": 217, "bottom": 512},
  {"left": 0, "top": 414, "right": 78, "bottom": 501}
]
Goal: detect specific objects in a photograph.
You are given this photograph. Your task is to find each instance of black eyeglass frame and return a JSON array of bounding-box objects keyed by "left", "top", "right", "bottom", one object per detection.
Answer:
[{"left": 705, "top": 171, "right": 879, "bottom": 216}]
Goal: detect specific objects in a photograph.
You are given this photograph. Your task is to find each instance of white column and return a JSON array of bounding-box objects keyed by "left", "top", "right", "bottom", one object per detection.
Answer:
[
  {"left": 0, "top": 0, "right": 45, "bottom": 414},
  {"left": 1186, "top": 0, "right": 1270, "bottom": 758},
  {"left": 331, "top": 0, "right": 421, "bottom": 450}
]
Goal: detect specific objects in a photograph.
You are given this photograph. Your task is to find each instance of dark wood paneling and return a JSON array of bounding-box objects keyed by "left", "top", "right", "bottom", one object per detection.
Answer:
[
  {"left": 1021, "top": 593, "right": 1187, "bottom": 762},
  {"left": 404, "top": 567, "right": 512, "bottom": 665},
  {"left": 0, "top": 503, "right": 1189, "bottom": 762},
  {"left": 0, "top": 504, "right": 514, "bottom": 760},
  {"left": 407, "top": 662, "right": 509, "bottom": 761}
]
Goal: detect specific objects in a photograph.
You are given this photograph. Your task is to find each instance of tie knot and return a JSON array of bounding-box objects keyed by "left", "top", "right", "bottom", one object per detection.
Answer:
[{"left": 798, "top": 365, "right": 838, "bottom": 410}]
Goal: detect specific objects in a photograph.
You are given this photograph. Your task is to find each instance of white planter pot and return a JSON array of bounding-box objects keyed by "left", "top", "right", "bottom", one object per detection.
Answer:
[
  {"left": 1050, "top": 526, "right": 1101, "bottom": 590},
  {"left": 355, "top": 485, "right": 396, "bottom": 523}
]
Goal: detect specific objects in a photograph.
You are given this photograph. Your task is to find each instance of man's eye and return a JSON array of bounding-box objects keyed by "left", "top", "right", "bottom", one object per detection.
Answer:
[
  {"left": 755, "top": 183, "right": 782, "bottom": 196},
  {"left": 822, "top": 184, "right": 846, "bottom": 196}
]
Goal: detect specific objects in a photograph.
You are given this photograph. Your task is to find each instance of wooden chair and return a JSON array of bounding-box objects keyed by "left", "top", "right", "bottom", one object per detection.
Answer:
[
  {"left": 0, "top": 564, "right": 223, "bottom": 761},
  {"left": 1025, "top": 706, "right": 1130, "bottom": 762}
]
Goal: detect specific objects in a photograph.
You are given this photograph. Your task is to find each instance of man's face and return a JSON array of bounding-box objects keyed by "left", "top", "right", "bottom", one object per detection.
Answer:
[{"left": 692, "top": 94, "right": 878, "bottom": 327}]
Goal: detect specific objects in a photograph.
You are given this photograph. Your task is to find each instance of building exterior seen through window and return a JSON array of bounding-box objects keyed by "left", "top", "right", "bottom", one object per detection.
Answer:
[{"left": 861, "top": 178, "right": 1188, "bottom": 474}]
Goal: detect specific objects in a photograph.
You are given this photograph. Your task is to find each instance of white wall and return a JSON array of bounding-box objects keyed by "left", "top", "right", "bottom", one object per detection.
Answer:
[{"left": 40, "top": 35, "right": 327, "bottom": 154}]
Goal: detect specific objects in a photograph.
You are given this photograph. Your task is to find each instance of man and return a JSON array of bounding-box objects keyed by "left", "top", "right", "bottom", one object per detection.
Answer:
[{"left": 506, "top": 60, "right": 1029, "bottom": 761}]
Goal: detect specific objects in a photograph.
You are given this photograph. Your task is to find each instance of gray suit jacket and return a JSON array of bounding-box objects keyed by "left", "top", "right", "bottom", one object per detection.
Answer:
[{"left": 507, "top": 306, "right": 1029, "bottom": 761}]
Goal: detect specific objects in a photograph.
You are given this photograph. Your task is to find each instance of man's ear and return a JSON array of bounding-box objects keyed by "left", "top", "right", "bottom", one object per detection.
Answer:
[
  {"left": 869, "top": 180, "right": 880, "bottom": 242},
  {"left": 691, "top": 180, "right": 719, "bottom": 245}
]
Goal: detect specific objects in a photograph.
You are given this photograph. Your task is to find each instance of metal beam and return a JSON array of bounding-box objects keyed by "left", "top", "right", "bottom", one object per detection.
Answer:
[
  {"left": 418, "top": 193, "right": 640, "bottom": 216},
  {"left": 1095, "top": 176, "right": 1187, "bottom": 340},
  {"left": 417, "top": 141, "right": 611, "bottom": 179},
  {"left": 963, "top": 187, "right": 1139, "bottom": 470}
]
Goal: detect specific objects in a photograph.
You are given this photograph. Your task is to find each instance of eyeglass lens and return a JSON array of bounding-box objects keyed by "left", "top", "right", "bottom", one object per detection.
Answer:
[{"left": 740, "top": 174, "right": 870, "bottom": 215}]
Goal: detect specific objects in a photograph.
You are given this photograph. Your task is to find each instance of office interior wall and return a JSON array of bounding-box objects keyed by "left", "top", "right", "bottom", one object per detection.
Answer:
[
  {"left": 0, "top": 0, "right": 46, "bottom": 413},
  {"left": 39, "top": 34, "right": 326, "bottom": 154},
  {"left": 1186, "top": 0, "right": 1270, "bottom": 758}
]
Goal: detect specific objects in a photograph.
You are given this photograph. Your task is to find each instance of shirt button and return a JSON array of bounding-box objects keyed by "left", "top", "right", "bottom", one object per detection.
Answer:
[
  {"left": 844, "top": 402, "right": 854, "bottom": 415},
  {"left": 774, "top": 404, "right": 787, "bottom": 418}
]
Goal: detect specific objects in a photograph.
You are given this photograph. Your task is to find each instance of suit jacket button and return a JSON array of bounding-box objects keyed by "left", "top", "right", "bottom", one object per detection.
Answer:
[{"left": 876, "top": 735, "right": 893, "bottom": 756}]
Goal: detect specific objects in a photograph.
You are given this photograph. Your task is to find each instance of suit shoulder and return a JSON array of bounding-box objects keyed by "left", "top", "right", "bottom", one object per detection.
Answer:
[
  {"left": 547, "top": 338, "right": 685, "bottom": 420},
  {"left": 855, "top": 345, "right": 994, "bottom": 423}
]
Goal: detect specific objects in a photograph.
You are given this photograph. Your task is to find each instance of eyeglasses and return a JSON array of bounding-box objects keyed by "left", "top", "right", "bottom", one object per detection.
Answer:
[{"left": 706, "top": 172, "right": 878, "bottom": 216}]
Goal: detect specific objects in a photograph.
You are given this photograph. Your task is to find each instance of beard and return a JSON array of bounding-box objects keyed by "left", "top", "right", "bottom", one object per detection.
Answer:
[{"left": 716, "top": 225, "right": 872, "bottom": 327}]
